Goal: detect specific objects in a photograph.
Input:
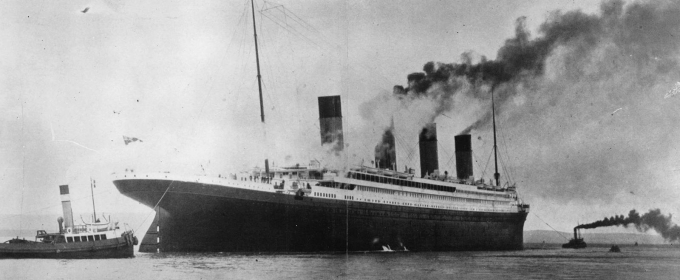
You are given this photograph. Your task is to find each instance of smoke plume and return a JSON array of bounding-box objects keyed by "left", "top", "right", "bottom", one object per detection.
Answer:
[
  {"left": 363, "top": 0, "right": 680, "bottom": 208},
  {"left": 372, "top": 0, "right": 680, "bottom": 133},
  {"left": 371, "top": 1, "right": 624, "bottom": 161},
  {"left": 395, "top": 7, "right": 616, "bottom": 135},
  {"left": 577, "top": 209, "right": 680, "bottom": 242},
  {"left": 374, "top": 127, "right": 396, "bottom": 169}
]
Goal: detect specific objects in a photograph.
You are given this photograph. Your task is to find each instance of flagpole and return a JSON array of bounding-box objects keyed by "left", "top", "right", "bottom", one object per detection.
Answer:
[{"left": 90, "top": 178, "right": 97, "bottom": 223}]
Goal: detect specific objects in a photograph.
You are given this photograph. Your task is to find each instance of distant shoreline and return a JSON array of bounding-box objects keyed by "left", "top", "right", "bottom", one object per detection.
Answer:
[{"left": 524, "top": 229, "right": 669, "bottom": 245}]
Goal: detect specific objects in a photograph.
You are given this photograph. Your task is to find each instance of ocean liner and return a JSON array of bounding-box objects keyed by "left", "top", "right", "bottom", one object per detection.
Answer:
[{"left": 113, "top": 1, "right": 529, "bottom": 253}]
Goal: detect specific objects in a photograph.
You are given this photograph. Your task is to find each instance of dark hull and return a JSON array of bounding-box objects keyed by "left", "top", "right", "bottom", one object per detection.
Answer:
[
  {"left": 562, "top": 239, "right": 587, "bottom": 249},
  {"left": 0, "top": 237, "right": 134, "bottom": 259},
  {"left": 115, "top": 178, "right": 527, "bottom": 252}
]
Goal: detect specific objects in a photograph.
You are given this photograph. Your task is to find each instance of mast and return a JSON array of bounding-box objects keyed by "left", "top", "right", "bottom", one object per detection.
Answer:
[
  {"left": 251, "top": 0, "right": 264, "bottom": 123},
  {"left": 250, "top": 0, "right": 269, "bottom": 174},
  {"left": 491, "top": 88, "right": 500, "bottom": 187},
  {"left": 90, "top": 178, "right": 97, "bottom": 222}
]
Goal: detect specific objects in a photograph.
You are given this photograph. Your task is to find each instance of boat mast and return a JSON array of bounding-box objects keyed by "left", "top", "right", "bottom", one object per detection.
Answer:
[
  {"left": 251, "top": 0, "right": 264, "bottom": 123},
  {"left": 250, "top": 0, "right": 269, "bottom": 174},
  {"left": 90, "top": 178, "right": 97, "bottom": 222},
  {"left": 491, "top": 88, "right": 500, "bottom": 187}
]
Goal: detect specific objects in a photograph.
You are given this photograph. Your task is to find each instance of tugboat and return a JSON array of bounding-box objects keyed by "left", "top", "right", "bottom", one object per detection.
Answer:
[
  {"left": 0, "top": 185, "right": 137, "bottom": 259},
  {"left": 562, "top": 228, "right": 587, "bottom": 249}
]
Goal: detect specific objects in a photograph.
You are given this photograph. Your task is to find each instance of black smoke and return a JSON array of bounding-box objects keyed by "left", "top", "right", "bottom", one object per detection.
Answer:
[
  {"left": 368, "top": 0, "right": 680, "bottom": 201},
  {"left": 389, "top": 0, "right": 680, "bottom": 134},
  {"left": 374, "top": 122, "right": 396, "bottom": 169},
  {"left": 398, "top": 10, "right": 601, "bottom": 133},
  {"left": 577, "top": 209, "right": 680, "bottom": 242},
  {"left": 379, "top": 7, "right": 604, "bottom": 160}
]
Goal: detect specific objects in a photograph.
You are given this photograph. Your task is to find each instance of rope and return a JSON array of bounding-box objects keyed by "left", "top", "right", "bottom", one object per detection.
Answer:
[
  {"left": 532, "top": 212, "right": 570, "bottom": 241},
  {"left": 19, "top": 103, "right": 25, "bottom": 236},
  {"left": 258, "top": 2, "right": 393, "bottom": 86},
  {"left": 471, "top": 151, "right": 482, "bottom": 179},
  {"left": 393, "top": 129, "right": 416, "bottom": 167},
  {"left": 135, "top": 181, "right": 175, "bottom": 233},
  {"left": 21, "top": 190, "right": 115, "bottom": 215},
  {"left": 497, "top": 122, "right": 515, "bottom": 184},
  {"left": 481, "top": 147, "right": 493, "bottom": 180},
  {"left": 437, "top": 141, "right": 454, "bottom": 172}
]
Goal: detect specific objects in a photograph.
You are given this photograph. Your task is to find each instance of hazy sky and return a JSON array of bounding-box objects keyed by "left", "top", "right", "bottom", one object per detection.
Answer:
[{"left": 2, "top": 0, "right": 679, "bottom": 235}]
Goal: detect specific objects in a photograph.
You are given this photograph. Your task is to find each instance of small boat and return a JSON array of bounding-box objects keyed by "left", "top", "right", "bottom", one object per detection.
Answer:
[
  {"left": 562, "top": 228, "right": 587, "bottom": 249},
  {"left": 0, "top": 184, "right": 137, "bottom": 259}
]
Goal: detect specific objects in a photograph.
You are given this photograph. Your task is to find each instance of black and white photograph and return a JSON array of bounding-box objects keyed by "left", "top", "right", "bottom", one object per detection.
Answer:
[{"left": 1, "top": 0, "right": 680, "bottom": 279}]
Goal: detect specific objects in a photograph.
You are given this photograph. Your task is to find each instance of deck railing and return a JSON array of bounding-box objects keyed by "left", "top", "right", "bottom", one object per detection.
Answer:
[{"left": 66, "top": 224, "right": 110, "bottom": 234}]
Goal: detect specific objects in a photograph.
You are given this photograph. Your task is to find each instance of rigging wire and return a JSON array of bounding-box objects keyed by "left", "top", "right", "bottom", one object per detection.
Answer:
[
  {"left": 261, "top": 3, "right": 340, "bottom": 53},
  {"left": 496, "top": 119, "right": 512, "bottom": 185},
  {"left": 258, "top": 10, "right": 292, "bottom": 121},
  {"left": 139, "top": 0, "right": 252, "bottom": 168},
  {"left": 500, "top": 124, "right": 517, "bottom": 184},
  {"left": 437, "top": 141, "right": 455, "bottom": 173},
  {"left": 252, "top": 1, "right": 409, "bottom": 169},
  {"left": 392, "top": 129, "right": 416, "bottom": 167},
  {"left": 257, "top": 4, "right": 394, "bottom": 87},
  {"left": 472, "top": 151, "right": 485, "bottom": 180},
  {"left": 498, "top": 152, "right": 510, "bottom": 186},
  {"left": 21, "top": 190, "right": 116, "bottom": 216},
  {"left": 256, "top": 2, "right": 345, "bottom": 166},
  {"left": 265, "top": 2, "right": 332, "bottom": 43},
  {"left": 259, "top": 4, "right": 292, "bottom": 87},
  {"left": 19, "top": 101, "right": 26, "bottom": 236},
  {"left": 388, "top": 116, "right": 423, "bottom": 168},
  {"left": 231, "top": 4, "right": 252, "bottom": 112},
  {"left": 481, "top": 146, "right": 494, "bottom": 181},
  {"left": 493, "top": 110, "right": 518, "bottom": 185},
  {"left": 134, "top": 181, "right": 175, "bottom": 233},
  {"left": 404, "top": 141, "right": 420, "bottom": 167},
  {"left": 533, "top": 212, "right": 570, "bottom": 241},
  {"left": 494, "top": 114, "right": 511, "bottom": 185},
  {"left": 258, "top": 12, "right": 322, "bottom": 49},
  {"left": 262, "top": 8, "right": 325, "bottom": 49}
]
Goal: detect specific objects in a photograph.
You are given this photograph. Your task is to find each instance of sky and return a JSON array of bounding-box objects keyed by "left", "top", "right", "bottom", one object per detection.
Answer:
[{"left": 2, "top": 0, "right": 679, "bottom": 237}]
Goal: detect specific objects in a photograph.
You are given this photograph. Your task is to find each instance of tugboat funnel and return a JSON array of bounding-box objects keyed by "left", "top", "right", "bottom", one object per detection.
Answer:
[{"left": 59, "top": 185, "right": 74, "bottom": 231}]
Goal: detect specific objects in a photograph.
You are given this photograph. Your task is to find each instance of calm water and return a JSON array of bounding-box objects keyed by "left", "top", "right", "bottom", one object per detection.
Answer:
[{"left": 1, "top": 244, "right": 679, "bottom": 279}]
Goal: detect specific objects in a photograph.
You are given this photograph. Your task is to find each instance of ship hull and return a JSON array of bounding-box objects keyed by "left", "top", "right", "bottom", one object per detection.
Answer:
[
  {"left": 562, "top": 240, "right": 587, "bottom": 249},
  {"left": 0, "top": 237, "right": 134, "bottom": 259},
  {"left": 115, "top": 178, "right": 527, "bottom": 252}
]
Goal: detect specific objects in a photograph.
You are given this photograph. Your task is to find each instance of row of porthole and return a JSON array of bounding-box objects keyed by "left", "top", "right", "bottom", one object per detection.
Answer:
[
  {"left": 314, "top": 192, "right": 336, "bottom": 198},
  {"left": 66, "top": 234, "right": 107, "bottom": 243},
  {"left": 377, "top": 195, "right": 511, "bottom": 207},
  {"left": 120, "top": 174, "right": 170, "bottom": 179},
  {"left": 311, "top": 193, "right": 515, "bottom": 213},
  {"left": 369, "top": 200, "right": 512, "bottom": 212},
  {"left": 360, "top": 196, "right": 505, "bottom": 209}
]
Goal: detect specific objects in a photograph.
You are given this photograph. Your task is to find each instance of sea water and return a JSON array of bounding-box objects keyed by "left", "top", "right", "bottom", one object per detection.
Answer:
[{"left": 1, "top": 244, "right": 678, "bottom": 279}]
